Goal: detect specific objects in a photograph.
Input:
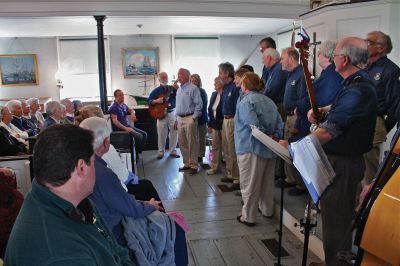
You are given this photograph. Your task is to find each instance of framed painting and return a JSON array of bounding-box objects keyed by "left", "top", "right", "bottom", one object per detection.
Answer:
[
  {"left": 0, "top": 54, "right": 39, "bottom": 86},
  {"left": 122, "top": 47, "right": 159, "bottom": 78}
]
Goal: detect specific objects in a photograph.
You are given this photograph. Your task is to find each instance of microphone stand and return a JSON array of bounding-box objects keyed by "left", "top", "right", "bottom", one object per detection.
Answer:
[
  {"left": 275, "top": 175, "right": 286, "bottom": 266},
  {"left": 294, "top": 196, "right": 317, "bottom": 266}
]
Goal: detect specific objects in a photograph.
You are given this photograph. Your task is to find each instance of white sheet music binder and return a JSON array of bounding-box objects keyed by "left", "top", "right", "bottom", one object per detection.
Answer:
[{"left": 251, "top": 126, "right": 335, "bottom": 203}]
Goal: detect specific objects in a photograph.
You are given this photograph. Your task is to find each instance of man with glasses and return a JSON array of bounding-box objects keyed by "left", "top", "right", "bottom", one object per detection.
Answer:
[
  {"left": 363, "top": 31, "right": 400, "bottom": 185},
  {"left": 308, "top": 37, "right": 377, "bottom": 266}
]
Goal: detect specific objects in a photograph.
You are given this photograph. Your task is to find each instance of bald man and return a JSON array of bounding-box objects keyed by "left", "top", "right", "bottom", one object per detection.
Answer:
[{"left": 308, "top": 37, "right": 377, "bottom": 266}]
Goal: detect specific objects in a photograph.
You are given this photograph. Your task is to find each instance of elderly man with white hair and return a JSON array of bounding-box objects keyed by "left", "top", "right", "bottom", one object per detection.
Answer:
[
  {"left": 43, "top": 101, "right": 63, "bottom": 128},
  {"left": 26, "top": 97, "right": 44, "bottom": 128},
  {"left": 60, "top": 98, "right": 75, "bottom": 124},
  {"left": 7, "top": 99, "right": 39, "bottom": 137},
  {"left": 262, "top": 48, "right": 287, "bottom": 119},
  {"left": 0, "top": 105, "right": 29, "bottom": 142},
  {"left": 80, "top": 117, "right": 188, "bottom": 266},
  {"left": 0, "top": 106, "right": 27, "bottom": 156}
]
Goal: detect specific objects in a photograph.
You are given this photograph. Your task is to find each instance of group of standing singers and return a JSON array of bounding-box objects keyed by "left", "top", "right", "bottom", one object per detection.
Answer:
[{"left": 146, "top": 30, "right": 399, "bottom": 266}]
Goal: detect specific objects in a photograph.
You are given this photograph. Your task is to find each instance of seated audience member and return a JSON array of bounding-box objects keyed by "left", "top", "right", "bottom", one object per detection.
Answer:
[
  {"left": 6, "top": 100, "right": 37, "bottom": 137},
  {"left": 0, "top": 167, "right": 23, "bottom": 258},
  {"left": 235, "top": 72, "right": 283, "bottom": 225},
  {"left": 75, "top": 105, "right": 163, "bottom": 203},
  {"left": 0, "top": 106, "right": 28, "bottom": 142},
  {"left": 72, "top": 99, "right": 84, "bottom": 115},
  {"left": 26, "top": 98, "right": 44, "bottom": 128},
  {"left": 191, "top": 74, "right": 208, "bottom": 163},
  {"left": 80, "top": 117, "right": 188, "bottom": 266},
  {"left": 60, "top": 98, "right": 75, "bottom": 124},
  {"left": 206, "top": 77, "right": 224, "bottom": 175},
  {"left": 109, "top": 89, "right": 148, "bottom": 154},
  {"left": 4, "top": 124, "right": 134, "bottom": 265},
  {"left": 43, "top": 101, "right": 63, "bottom": 128},
  {"left": 20, "top": 99, "right": 40, "bottom": 133}
]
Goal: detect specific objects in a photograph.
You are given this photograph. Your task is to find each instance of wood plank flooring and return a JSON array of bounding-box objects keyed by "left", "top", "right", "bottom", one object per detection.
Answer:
[{"left": 137, "top": 150, "right": 320, "bottom": 266}]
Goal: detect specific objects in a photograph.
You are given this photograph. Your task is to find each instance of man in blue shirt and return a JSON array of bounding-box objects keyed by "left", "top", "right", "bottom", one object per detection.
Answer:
[
  {"left": 219, "top": 62, "right": 241, "bottom": 190},
  {"left": 262, "top": 48, "right": 287, "bottom": 120},
  {"left": 109, "top": 89, "right": 148, "bottom": 153},
  {"left": 259, "top": 37, "right": 277, "bottom": 83},
  {"left": 148, "top": 72, "right": 180, "bottom": 159},
  {"left": 175, "top": 68, "right": 203, "bottom": 175},
  {"left": 363, "top": 31, "right": 400, "bottom": 184},
  {"left": 280, "top": 47, "right": 307, "bottom": 194},
  {"left": 308, "top": 37, "right": 377, "bottom": 266}
]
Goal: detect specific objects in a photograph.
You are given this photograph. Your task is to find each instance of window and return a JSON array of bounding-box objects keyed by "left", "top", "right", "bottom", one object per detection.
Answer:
[{"left": 58, "top": 38, "right": 111, "bottom": 100}]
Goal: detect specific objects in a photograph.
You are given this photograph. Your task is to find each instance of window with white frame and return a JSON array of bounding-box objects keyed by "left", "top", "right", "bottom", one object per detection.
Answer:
[
  {"left": 58, "top": 38, "right": 111, "bottom": 101},
  {"left": 174, "top": 37, "right": 220, "bottom": 99}
]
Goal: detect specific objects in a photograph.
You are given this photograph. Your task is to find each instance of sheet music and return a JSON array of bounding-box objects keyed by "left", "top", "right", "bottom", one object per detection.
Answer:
[
  {"left": 251, "top": 125, "right": 335, "bottom": 204},
  {"left": 250, "top": 125, "right": 292, "bottom": 164},
  {"left": 289, "top": 134, "right": 335, "bottom": 203}
]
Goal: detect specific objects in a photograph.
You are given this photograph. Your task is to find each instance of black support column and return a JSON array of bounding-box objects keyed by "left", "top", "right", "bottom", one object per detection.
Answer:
[{"left": 94, "top": 15, "right": 108, "bottom": 112}]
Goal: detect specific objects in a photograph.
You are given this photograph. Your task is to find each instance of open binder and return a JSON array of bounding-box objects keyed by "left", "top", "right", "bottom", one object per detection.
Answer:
[{"left": 251, "top": 125, "right": 335, "bottom": 203}]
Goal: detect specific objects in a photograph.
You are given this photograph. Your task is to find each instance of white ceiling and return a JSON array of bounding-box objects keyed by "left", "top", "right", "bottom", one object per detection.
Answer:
[
  {"left": 0, "top": 0, "right": 308, "bottom": 37},
  {"left": 0, "top": 16, "right": 296, "bottom": 37}
]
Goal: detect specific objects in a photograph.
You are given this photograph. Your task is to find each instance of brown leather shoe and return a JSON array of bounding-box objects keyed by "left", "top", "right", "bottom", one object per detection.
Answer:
[{"left": 189, "top": 168, "right": 198, "bottom": 175}]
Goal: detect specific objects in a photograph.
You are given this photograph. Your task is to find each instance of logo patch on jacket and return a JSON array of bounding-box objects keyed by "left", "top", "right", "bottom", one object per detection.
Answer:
[
  {"left": 374, "top": 73, "right": 381, "bottom": 81},
  {"left": 291, "top": 80, "right": 296, "bottom": 86}
]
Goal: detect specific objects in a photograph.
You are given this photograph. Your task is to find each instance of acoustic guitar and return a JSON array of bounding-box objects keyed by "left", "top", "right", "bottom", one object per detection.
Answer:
[
  {"left": 148, "top": 94, "right": 168, "bottom": 120},
  {"left": 148, "top": 85, "right": 175, "bottom": 120}
]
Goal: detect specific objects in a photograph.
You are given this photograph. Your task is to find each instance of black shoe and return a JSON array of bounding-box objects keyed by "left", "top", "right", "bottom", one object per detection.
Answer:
[
  {"left": 170, "top": 153, "right": 180, "bottom": 158},
  {"left": 275, "top": 179, "right": 296, "bottom": 188},
  {"left": 236, "top": 215, "right": 255, "bottom": 227},
  {"left": 220, "top": 177, "right": 234, "bottom": 183},
  {"left": 179, "top": 166, "right": 190, "bottom": 171},
  {"left": 198, "top": 157, "right": 203, "bottom": 163},
  {"left": 288, "top": 187, "right": 307, "bottom": 196},
  {"left": 229, "top": 183, "right": 240, "bottom": 191}
]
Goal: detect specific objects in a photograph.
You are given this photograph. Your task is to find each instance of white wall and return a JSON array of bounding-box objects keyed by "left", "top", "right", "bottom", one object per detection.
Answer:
[
  {"left": 0, "top": 37, "right": 59, "bottom": 102},
  {"left": 109, "top": 34, "right": 266, "bottom": 97},
  {"left": 301, "top": 1, "right": 400, "bottom": 66},
  {"left": 300, "top": 0, "right": 400, "bottom": 153}
]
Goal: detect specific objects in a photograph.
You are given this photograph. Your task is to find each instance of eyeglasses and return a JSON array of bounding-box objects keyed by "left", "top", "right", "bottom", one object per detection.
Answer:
[
  {"left": 333, "top": 54, "right": 345, "bottom": 58},
  {"left": 365, "top": 40, "right": 382, "bottom": 46}
]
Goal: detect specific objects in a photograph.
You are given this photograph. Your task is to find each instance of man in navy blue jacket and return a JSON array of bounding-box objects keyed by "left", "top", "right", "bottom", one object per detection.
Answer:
[
  {"left": 308, "top": 37, "right": 377, "bottom": 266},
  {"left": 363, "top": 31, "right": 400, "bottom": 185}
]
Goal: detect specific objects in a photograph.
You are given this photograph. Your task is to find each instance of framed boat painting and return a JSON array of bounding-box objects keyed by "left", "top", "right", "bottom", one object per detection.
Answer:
[
  {"left": 122, "top": 47, "right": 159, "bottom": 78},
  {"left": 0, "top": 54, "right": 39, "bottom": 86}
]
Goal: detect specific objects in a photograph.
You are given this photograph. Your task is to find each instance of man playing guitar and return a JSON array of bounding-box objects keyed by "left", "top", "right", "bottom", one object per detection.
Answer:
[{"left": 148, "top": 72, "right": 180, "bottom": 159}]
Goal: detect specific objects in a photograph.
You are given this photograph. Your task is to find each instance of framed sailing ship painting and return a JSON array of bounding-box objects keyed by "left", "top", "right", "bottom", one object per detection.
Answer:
[
  {"left": 0, "top": 54, "right": 39, "bottom": 86},
  {"left": 122, "top": 47, "right": 159, "bottom": 78}
]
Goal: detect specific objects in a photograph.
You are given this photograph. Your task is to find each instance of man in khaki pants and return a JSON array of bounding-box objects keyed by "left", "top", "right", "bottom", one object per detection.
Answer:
[
  {"left": 175, "top": 68, "right": 203, "bottom": 175},
  {"left": 219, "top": 62, "right": 241, "bottom": 190}
]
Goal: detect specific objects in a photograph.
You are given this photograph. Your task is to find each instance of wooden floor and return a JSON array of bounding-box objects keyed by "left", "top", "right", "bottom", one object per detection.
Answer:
[{"left": 137, "top": 150, "right": 320, "bottom": 266}]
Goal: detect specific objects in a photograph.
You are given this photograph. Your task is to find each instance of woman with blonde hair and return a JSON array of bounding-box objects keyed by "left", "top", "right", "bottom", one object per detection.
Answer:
[{"left": 234, "top": 72, "right": 283, "bottom": 226}]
